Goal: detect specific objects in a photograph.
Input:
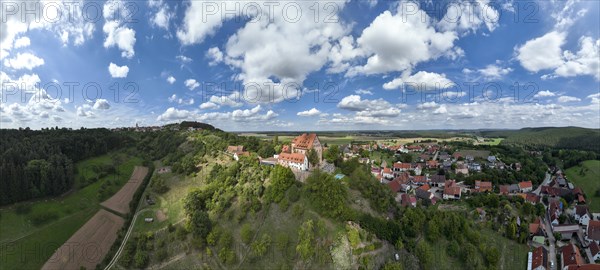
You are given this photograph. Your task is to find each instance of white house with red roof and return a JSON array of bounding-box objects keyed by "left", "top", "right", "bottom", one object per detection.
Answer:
[
  {"left": 277, "top": 152, "right": 308, "bottom": 171},
  {"left": 518, "top": 181, "right": 533, "bottom": 193}
]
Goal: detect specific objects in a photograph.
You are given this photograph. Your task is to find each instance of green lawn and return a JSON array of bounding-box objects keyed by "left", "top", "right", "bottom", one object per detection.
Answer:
[
  {"left": 566, "top": 160, "right": 600, "bottom": 212},
  {"left": 476, "top": 138, "right": 504, "bottom": 146},
  {"left": 0, "top": 150, "right": 142, "bottom": 270}
]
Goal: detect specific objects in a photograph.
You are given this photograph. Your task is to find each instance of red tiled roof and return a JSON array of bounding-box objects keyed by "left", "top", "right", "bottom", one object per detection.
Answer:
[
  {"left": 227, "top": 145, "right": 244, "bottom": 153},
  {"left": 499, "top": 185, "right": 510, "bottom": 194},
  {"left": 518, "top": 181, "right": 533, "bottom": 189},
  {"left": 278, "top": 152, "right": 306, "bottom": 163},
  {"left": 394, "top": 173, "right": 411, "bottom": 184},
  {"left": 413, "top": 175, "right": 427, "bottom": 183},
  {"left": 393, "top": 163, "right": 412, "bottom": 169},
  {"left": 475, "top": 180, "right": 492, "bottom": 189},
  {"left": 418, "top": 184, "right": 431, "bottom": 191},
  {"left": 576, "top": 205, "right": 590, "bottom": 216},
  {"left": 426, "top": 160, "right": 438, "bottom": 167},
  {"left": 292, "top": 133, "right": 318, "bottom": 150},
  {"left": 532, "top": 246, "right": 546, "bottom": 270},
  {"left": 444, "top": 181, "right": 460, "bottom": 196},
  {"left": 562, "top": 244, "right": 584, "bottom": 267},
  {"left": 588, "top": 220, "right": 600, "bottom": 241},
  {"left": 388, "top": 180, "right": 401, "bottom": 193},
  {"left": 383, "top": 167, "right": 392, "bottom": 174},
  {"left": 526, "top": 193, "right": 540, "bottom": 204},
  {"left": 444, "top": 186, "right": 461, "bottom": 196}
]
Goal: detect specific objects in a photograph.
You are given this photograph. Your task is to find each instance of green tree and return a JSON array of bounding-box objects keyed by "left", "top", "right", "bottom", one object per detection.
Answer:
[
  {"left": 265, "top": 165, "right": 295, "bottom": 203},
  {"left": 308, "top": 149, "right": 319, "bottom": 167},
  {"left": 187, "top": 210, "right": 212, "bottom": 241},
  {"left": 296, "top": 219, "right": 315, "bottom": 261},
  {"left": 304, "top": 170, "right": 348, "bottom": 219},
  {"left": 506, "top": 220, "right": 517, "bottom": 240},
  {"left": 251, "top": 233, "right": 271, "bottom": 258},
  {"left": 324, "top": 145, "right": 340, "bottom": 163}
]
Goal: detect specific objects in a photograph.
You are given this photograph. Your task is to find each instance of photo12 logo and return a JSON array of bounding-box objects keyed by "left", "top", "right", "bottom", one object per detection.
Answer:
[
  {"left": 1, "top": 0, "right": 138, "bottom": 24},
  {"left": 1, "top": 81, "right": 140, "bottom": 104}
]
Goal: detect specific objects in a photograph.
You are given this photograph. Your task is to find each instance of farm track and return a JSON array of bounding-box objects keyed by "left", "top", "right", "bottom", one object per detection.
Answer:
[{"left": 40, "top": 166, "right": 149, "bottom": 270}]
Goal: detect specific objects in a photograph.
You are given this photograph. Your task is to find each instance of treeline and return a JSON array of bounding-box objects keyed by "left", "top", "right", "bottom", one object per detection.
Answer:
[
  {"left": 483, "top": 127, "right": 600, "bottom": 152},
  {"left": 0, "top": 128, "right": 133, "bottom": 205}
]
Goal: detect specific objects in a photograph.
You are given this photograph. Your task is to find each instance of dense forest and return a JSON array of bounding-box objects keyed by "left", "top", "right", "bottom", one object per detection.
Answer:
[
  {"left": 482, "top": 127, "right": 600, "bottom": 152},
  {"left": 0, "top": 128, "right": 133, "bottom": 205}
]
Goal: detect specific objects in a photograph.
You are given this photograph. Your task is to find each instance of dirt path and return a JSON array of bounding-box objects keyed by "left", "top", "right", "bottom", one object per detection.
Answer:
[
  {"left": 147, "top": 252, "right": 186, "bottom": 269},
  {"left": 101, "top": 166, "right": 149, "bottom": 215}
]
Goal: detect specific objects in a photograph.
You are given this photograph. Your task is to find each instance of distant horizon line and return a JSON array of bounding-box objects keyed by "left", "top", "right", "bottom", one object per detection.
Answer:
[{"left": 3, "top": 124, "right": 599, "bottom": 133}]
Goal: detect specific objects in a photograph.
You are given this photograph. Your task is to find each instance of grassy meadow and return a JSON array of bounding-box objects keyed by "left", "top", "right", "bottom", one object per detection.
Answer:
[{"left": 565, "top": 160, "right": 600, "bottom": 212}]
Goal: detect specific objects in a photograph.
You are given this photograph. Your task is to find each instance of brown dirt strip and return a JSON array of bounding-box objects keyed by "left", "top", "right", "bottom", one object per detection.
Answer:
[
  {"left": 41, "top": 209, "right": 124, "bottom": 270},
  {"left": 100, "top": 166, "right": 149, "bottom": 215}
]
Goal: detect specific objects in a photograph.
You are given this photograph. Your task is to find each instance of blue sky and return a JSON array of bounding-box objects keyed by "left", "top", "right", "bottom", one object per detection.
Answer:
[{"left": 1, "top": 0, "right": 599, "bottom": 131}]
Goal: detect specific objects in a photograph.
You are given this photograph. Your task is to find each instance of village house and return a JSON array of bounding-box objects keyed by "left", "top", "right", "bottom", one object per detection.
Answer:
[
  {"left": 412, "top": 175, "right": 428, "bottom": 186},
  {"left": 561, "top": 244, "right": 584, "bottom": 270},
  {"left": 573, "top": 187, "right": 586, "bottom": 204},
  {"left": 382, "top": 167, "right": 394, "bottom": 180},
  {"left": 426, "top": 160, "right": 438, "bottom": 169},
  {"left": 401, "top": 193, "right": 417, "bottom": 208},
  {"left": 587, "top": 220, "right": 600, "bottom": 244},
  {"left": 393, "top": 162, "right": 412, "bottom": 173},
  {"left": 553, "top": 225, "right": 579, "bottom": 241},
  {"left": 277, "top": 152, "right": 308, "bottom": 171},
  {"left": 416, "top": 184, "right": 434, "bottom": 200},
  {"left": 531, "top": 246, "right": 548, "bottom": 270},
  {"left": 469, "top": 163, "right": 482, "bottom": 172},
  {"left": 526, "top": 193, "right": 541, "bottom": 204},
  {"left": 518, "top": 181, "right": 533, "bottom": 193},
  {"left": 574, "top": 205, "right": 592, "bottom": 227},
  {"left": 388, "top": 179, "right": 402, "bottom": 193},
  {"left": 549, "top": 200, "right": 563, "bottom": 225},
  {"left": 455, "top": 163, "right": 469, "bottom": 175},
  {"left": 227, "top": 145, "right": 244, "bottom": 154},
  {"left": 474, "top": 180, "right": 493, "bottom": 193},
  {"left": 443, "top": 180, "right": 461, "bottom": 200},
  {"left": 430, "top": 174, "right": 446, "bottom": 187},
  {"left": 529, "top": 217, "right": 544, "bottom": 236}
]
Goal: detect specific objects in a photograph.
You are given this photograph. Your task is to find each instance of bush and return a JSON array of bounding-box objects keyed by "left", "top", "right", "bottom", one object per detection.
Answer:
[
  {"left": 218, "top": 247, "right": 236, "bottom": 264},
  {"left": 240, "top": 223, "right": 253, "bottom": 245},
  {"left": 292, "top": 204, "right": 304, "bottom": 218},
  {"left": 287, "top": 185, "right": 300, "bottom": 202},
  {"left": 279, "top": 198, "right": 290, "bottom": 212},
  {"left": 30, "top": 210, "right": 59, "bottom": 226},
  {"left": 134, "top": 251, "right": 149, "bottom": 268}
]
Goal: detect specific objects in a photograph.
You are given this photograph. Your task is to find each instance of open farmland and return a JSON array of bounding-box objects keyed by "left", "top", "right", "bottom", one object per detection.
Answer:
[
  {"left": 41, "top": 209, "right": 124, "bottom": 270},
  {"left": 100, "top": 166, "right": 149, "bottom": 215},
  {"left": 0, "top": 151, "right": 141, "bottom": 270}
]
